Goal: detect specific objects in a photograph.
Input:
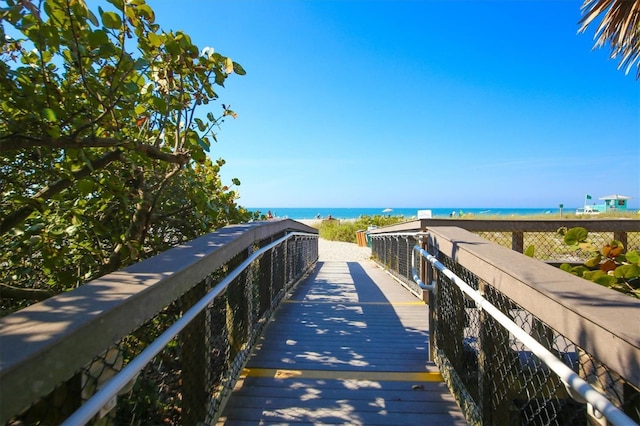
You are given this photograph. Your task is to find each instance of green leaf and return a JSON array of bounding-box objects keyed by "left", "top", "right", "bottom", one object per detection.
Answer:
[
  {"left": 124, "top": 81, "right": 140, "bottom": 93},
  {"left": 626, "top": 250, "right": 640, "bottom": 265},
  {"left": 42, "top": 108, "right": 57, "bottom": 121},
  {"left": 136, "top": 4, "right": 155, "bottom": 22},
  {"left": 86, "top": 30, "right": 109, "bottom": 49},
  {"left": 570, "top": 265, "right": 590, "bottom": 277},
  {"left": 614, "top": 264, "right": 640, "bottom": 280},
  {"left": 77, "top": 179, "right": 95, "bottom": 196},
  {"left": 79, "top": 150, "right": 94, "bottom": 172},
  {"left": 197, "top": 137, "right": 210, "bottom": 152},
  {"left": 592, "top": 274, "right": 618, "bottom": 287},
  {"left": 133, "top": 58, "right": 149, "bottom": 70},
  {"left": 134, "top": 104, "right": 146, "bottom": 115},
  {"left": 106, "top": 0, "right": 124, "bottom": 9},
  {"left": 26, "top": 223, "right": 45, "bottom": 234},
  {"left": 191, "top": 148, "right": 205, "bottom": 163},
  {"left": 46, "top": 125, "right": 61, "bottom": 138},
  {"left": 147, "top": 32, "right": 163, "bottom": 48},
  {"left": 232, "top": 61, "right": 246, "bottom": 75},
  {"left": 231, "top": 178, "right": 241, "bottom": 186},
  {"left": 194, "top": 118, "right": 206, "bottom": 132},
  {"left": 583, "top": 270, "right": 606, "bottom": 281},
  {"left": 214, "top": 69, "right": 226, "bottom": 86},
  {"left": 101, "top": 11, "right": 122, "bottom": 29},
  {"left": 564, "top": 227, "right": 588, "bottom": 245},
  {"left": 559, "top": 263, "right": 572, "bottom": 273},
  {"left": 151, "top": 96, "right": 167, "bottom": 113},
  {"left": 524, "top": 245, "right": 535, "bottom": 258},
  {"left": 165, "top": 38, "right": 179, "bottom": 55},
  {"left": 86, "top": 9, "right": 100, "bottom": 26}
]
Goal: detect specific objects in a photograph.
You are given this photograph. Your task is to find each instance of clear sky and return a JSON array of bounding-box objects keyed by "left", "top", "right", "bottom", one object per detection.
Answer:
[{"left": 149, "top": 1, "right": 638, "bottom": 209}]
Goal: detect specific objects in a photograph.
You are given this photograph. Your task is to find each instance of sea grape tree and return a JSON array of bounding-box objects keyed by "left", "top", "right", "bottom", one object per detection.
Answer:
[
  {"left": 0, "top": 0, "right": 253, "bottom": 312},
  {"left": 558, "top": 227, "right": 640, "bottom": 298}
]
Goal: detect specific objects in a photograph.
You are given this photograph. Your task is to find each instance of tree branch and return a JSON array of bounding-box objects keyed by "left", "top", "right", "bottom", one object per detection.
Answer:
[
  {"left": 0, "top": 135, "right": 190, "bottom": 164},
  {"left": 0, "top": 283, "right": 54, "bottom": 302},
  {"left": 0, "top": 149, "right": 122, "bottom": 235}
]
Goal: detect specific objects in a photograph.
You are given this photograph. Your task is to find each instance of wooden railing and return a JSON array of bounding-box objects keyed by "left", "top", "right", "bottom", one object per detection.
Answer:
[
  {"left": 373, "top": 218, "right": 639, "bottom": 253},
  {"left": 369, "top": 221, "right": 640, "bottom": 425},
  {"left": 0, "top": 220, "right": 318, "bottom": 425}
]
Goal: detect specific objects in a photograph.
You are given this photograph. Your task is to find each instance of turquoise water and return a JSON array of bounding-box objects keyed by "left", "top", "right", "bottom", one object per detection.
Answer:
[{"left": 249, "top": 207, "right": 568, "bottom": 219}]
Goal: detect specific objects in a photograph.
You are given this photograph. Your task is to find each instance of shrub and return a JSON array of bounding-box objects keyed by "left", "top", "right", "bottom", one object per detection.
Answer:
[
  {"left": 316, "top": 215, "right": 407, "bottom": 243},
  {"left": 558, "top": 227, "right": 640, "bottom": 298}
]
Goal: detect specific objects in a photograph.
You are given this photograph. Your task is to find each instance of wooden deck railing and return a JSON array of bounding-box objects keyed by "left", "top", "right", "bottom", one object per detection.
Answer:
[
  {"left": 369, "top": 221, "right": 640, "bottom": 425},
  {"left": 374, "top": 218, "right": 639, "bottom": 254},
  {"left": 0, "top": 220, "right": 318, "bottom": 425}
]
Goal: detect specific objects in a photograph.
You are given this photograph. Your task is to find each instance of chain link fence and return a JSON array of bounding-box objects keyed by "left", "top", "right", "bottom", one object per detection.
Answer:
[
  {"left": 431, "top": 251, "right": 639, "bottom": 425},
  {"left": 369, "top": 233, "right": 422, "bottom": 297},
  {"left": 475, "top": 230, "right": 640, "bottom": 263},
  {"left": 372, "top": 218, "right": 639, "bottom": 264},
  {"left": 2, "top": 223, "right": 318, "bottom": 425},
  {"left": 370, "top": 222, "right": 640, "bottom": 426}
]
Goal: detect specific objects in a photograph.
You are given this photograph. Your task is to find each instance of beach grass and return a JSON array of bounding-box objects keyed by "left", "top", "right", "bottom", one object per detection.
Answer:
[
  {"left": 448, "top": 210, "right": 639, "bottom": 220},
  {"left": 308, "top": 211, "right": 638, "bottom": 243},
  {"left": 312, "top": 215, "right": 406, "bottom": 243}
]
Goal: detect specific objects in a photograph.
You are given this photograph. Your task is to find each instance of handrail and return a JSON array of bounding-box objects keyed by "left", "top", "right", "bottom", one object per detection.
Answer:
[
  {"left": 60, "top": 231, "right": 318, "bottom": 426},
  {"left": 368, "top": 232, "right": 433, "bottom": 291},
  {"left": 368, "top": 218, "right": 640, "bottom": 234},
  {"left": 407, "top": 238, "right": 636, "bottom": 426},
  {"left": 0, "top": 219, "right": 317, "bottom": 424},
  {"left": 410, "top": 244, "right": 435, "bottom": 291}
]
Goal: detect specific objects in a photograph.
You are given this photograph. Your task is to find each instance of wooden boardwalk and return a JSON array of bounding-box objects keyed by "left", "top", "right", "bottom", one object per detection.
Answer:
[{"left": 217, "top": 260, "right": 467, "bottom": 425}]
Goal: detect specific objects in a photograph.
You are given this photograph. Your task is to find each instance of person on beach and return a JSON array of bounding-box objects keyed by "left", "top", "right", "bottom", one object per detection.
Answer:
[{"left": 267, "top": 210, "right": 273, "bottom": 219}]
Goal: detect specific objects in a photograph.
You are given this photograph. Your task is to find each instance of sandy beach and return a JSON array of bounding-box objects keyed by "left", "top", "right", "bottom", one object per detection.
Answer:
[
  {"left": 294, "top": 219, "right": 371, "bottom": 261},
  {"left": 317, "top": 237, "right": 372, "bottom": 262},
  {"left": 295, "top": 219, "right": 371, "bottom": 262}
]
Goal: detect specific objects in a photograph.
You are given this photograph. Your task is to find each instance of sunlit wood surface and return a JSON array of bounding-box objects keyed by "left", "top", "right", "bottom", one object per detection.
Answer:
[{"left": 217, "top": 260, "right": 467, "bottom": 425}]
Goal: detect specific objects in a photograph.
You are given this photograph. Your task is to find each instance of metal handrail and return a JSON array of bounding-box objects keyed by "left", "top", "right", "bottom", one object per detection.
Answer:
[
  {"left": 61, "top": 231, "right": 318, "bottom": 426},
  {"left": 409, "top": 240, "right": 636, "bottom": 426}
]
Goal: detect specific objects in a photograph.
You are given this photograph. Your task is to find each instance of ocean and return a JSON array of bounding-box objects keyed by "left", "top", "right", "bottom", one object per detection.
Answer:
[{"left": 249, "top": 207, "right": 567, "bottom": 220}]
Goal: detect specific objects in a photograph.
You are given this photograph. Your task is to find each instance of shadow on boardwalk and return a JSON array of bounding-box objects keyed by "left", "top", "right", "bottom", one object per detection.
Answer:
[{"left": 217, "top": 260, "right": 467, "bottom": 425}]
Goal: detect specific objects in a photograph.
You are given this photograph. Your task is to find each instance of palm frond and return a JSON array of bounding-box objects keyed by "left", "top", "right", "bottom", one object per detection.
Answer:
[{"left": 579, "top": 0, "right": 640, "bottom": 78}]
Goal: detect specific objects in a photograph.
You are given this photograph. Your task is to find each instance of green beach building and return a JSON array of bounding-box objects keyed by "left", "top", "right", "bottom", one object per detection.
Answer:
[{"left": 580, "top": 194, "right": 632, "bottom": 214}]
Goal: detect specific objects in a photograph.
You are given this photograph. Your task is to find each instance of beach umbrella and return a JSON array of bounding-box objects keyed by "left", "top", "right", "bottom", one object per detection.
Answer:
[{"left": 382, "top": 208, "right": 393, "bottom": 213}]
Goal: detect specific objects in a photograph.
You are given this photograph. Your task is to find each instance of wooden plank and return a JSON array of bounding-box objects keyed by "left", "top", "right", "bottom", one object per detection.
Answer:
[
  {"left": 228, "top": 376, "right": 455, "bottom": 400},
  {"left": 217, "top": 260, "right": 467, "bottom": 425},
  {"left": 241, "top": 368, "right": 442, "bottom": 381}
]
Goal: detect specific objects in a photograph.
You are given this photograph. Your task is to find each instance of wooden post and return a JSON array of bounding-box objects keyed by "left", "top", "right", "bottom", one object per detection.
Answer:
[
  {"left": 181, "top": 281, "right": 207, "bottom": 425},
  {"left": 613, "top": 231, "right": 627, "bottom": 249},
  {"left": 512, "top": 231, "right": 524, "bottom": 253}
]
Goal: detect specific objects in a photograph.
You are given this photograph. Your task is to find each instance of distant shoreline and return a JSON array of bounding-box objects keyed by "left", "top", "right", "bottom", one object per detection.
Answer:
[{"left": 253, "top": 206, "right": 639, "bottom": 221}]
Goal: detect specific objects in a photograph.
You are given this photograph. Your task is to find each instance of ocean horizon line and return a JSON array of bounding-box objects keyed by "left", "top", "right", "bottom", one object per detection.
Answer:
[{"left": 247, "top": 206, "right": 583, "bottom": 220}]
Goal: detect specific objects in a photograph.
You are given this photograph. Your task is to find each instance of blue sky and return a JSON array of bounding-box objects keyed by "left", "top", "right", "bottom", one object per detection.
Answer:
[{"left": 152, "top": 1, "right": 638, "bottom": 208}]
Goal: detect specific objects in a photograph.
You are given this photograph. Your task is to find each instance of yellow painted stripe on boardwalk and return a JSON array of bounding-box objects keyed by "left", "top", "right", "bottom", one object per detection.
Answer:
[
  {"left": 242, "top": 368, "right": 443, "bottom": 382},
  {"left": 283, "top": 300, "right": 425, "bottom": 306}
]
